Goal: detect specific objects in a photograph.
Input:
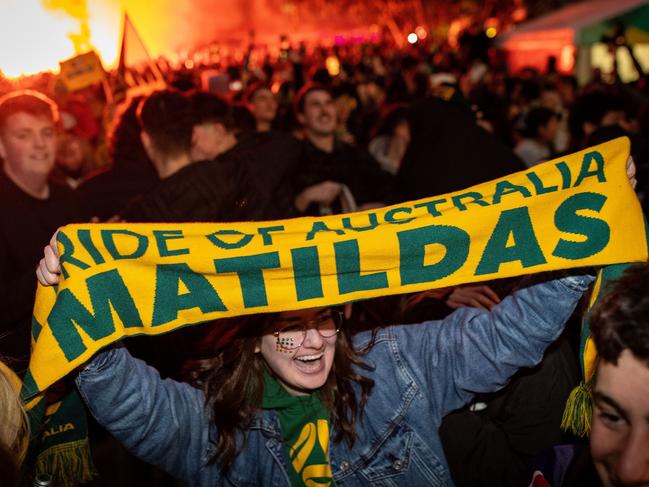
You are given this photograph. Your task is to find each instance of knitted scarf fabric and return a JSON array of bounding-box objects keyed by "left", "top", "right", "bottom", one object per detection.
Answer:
[
  {"left": 561, "top": 218, "right": 649, "bottom": 436},
  {"left": 21, "top": 137, "right": 647, "bottom": 484},
  {"left": 25, "top": 137, "right": 646, "bottom": 397},
  {"left": 25, "top": 390, "right": 95, "bottom": 486},
  {"left": 262, "top": 372, "right": 333, "bottom": 486}
]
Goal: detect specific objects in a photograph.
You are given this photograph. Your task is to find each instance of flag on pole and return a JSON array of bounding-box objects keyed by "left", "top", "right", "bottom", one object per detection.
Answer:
[{"left": 117, "top": 12, "right": 166, "bottom": 96}]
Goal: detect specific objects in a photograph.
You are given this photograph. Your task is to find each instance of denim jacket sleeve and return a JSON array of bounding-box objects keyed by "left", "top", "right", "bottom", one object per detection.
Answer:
[
  {"left": 75, "top": 346, "right": 211, "bottom": 485},
  {"left": 394, "top": 274, "right": 594, "bottom": 417}
]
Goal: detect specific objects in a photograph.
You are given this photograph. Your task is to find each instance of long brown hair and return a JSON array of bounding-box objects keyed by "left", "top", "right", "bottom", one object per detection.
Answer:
[{"left": 188, "top": 311, "right": 376, "bottom": 473}]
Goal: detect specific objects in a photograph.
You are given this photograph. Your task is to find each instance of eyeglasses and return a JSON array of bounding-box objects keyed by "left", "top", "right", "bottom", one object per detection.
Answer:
[{"left": 273, "top": 310, "right": 342, "bottom": 351}]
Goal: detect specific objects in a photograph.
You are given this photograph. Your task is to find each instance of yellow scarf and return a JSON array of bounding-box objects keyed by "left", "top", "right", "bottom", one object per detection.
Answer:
[{"left": 24, "top": 137, "right": 647, "bottom": 398}]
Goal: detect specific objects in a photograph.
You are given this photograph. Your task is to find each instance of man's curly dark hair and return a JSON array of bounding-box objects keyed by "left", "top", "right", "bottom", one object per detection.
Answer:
[{"left": 590, "top": 263, "right": 649, "bottom": 365}]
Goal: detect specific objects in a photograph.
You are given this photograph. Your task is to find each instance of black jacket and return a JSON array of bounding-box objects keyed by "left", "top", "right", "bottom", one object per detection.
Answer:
[{"left": 122, "top": 132, "right": 302, "bottom": 223}]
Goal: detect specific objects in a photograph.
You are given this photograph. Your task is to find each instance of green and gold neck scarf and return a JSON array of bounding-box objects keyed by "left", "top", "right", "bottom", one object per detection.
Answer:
[{"left": 262, "top": 372, "right": 333, "bottom": 486}]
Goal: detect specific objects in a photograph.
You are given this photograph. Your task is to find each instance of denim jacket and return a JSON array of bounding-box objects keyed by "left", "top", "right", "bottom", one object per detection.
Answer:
[{"left": 76, "top": 275, "right": 593, "bottom": 486}]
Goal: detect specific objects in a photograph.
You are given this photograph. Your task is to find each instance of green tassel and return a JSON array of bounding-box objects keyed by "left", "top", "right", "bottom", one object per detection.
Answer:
[
  {"left": 561, "top": 380, "right": 593, "bottom": 437},
  {"left": 34, "top": 439, "right": 96, "bottom": 487}
]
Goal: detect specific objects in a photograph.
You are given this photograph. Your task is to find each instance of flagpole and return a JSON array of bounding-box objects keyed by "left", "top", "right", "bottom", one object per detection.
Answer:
[{"left": 117, "top": 10, "right": 127, "bottom": 79}]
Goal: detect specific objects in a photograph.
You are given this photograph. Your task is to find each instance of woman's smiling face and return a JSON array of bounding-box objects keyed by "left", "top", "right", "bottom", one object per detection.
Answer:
[{"left": 257, "top": 308, "right": 338, "bottom": 396}]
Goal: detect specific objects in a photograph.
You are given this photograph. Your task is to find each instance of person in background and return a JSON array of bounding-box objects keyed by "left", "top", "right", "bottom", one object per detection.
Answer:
[
  {"left": 231, "top": 102, "right": 258, "bottom": 137},
  {"left": 331, "top": 83, "right": 358, "bottom": 145},
  {"left": 0, "top": 90, "right": 86, "bottom": 369},
  {"left": 514, "top": 107, "right": 560, "bottom": 167},
  {"left": 568, "top": 92, "right": 627, "bottom": 151},
  {"left": 368, "top": 104, "right": 411, "bottom": 175},
  {"left": 292, "top": 83, "right": 395, "bottom": 214},
  {"left": 540, "top": 85, "right": 570, "bottom": 153},
  {"left": 137, "top": 90, "right": 195, "bottom": 179},
  {"left": 189, "top": 91, "right": 239, "bottom": 162},
  {"left": 51, "top": 132, "right": 95, "bottom": 189},
  {"left": 531, "top": 263, "right": 649, "bottom": 487},
  {"left": 245, "top": 82, "right": 279, "bottom": 133},
  {"left": 397, "top": 96, "right": 525, "bottom": 201},
  {"left": 121, "top": 90, "right": 301, "bottom": 224},
  {"left": 588, "top": 264, "right": 649, "bottom": 487},
  {"left": 77, "top": 96, "right": 160, "bottom": 221}
]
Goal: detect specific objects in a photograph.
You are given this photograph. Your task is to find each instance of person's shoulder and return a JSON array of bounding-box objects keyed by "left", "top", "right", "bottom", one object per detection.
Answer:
[
  {"left": 48, "top": 179, "right": 81, "bottom": 201},
  {"left": 351, "top": 325, "right": 402, "bottom": 352},
  {"left": 0, "top": 172, "right": 13, "bottom": 201},
  {"left": 47, "top": 180, "right": 89, "bottom": 219},
  {"left": 233, "top": 131, "right": 301, "bottom": 153},
  {"left": 156, "top": 158, "right": 224, "bottom": 189},
  {"left": 334, "top": 139, "right": 358, "bottom": 153},
  {"left": 259, "top": 130, "right": 302, "bottom": 147},
  {"left": 0, "top": 169, "right": 24, "bottom": 200},
  {"left": 334, "top": 139, "right": 378, "bottom": 165},
  {"left": 299, "top": 137, "right": 324, "bottom": 154},
  {"left": 79, "top": 164, "right": 112, "bottom": 185},
  {"left": 175, "top": 158, "right": 214, "bottom": 175}
]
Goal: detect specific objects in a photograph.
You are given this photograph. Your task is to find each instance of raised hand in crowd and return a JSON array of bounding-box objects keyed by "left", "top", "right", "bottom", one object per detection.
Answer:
[
  {"left": 627, "top": 155, "right": 637, "bottom": 188},
  {"left": 36, "top": 230, "right": 61, "bottom": 287},
  {"left": 294, "top": 180, "right": 342, "bottom": 212}
]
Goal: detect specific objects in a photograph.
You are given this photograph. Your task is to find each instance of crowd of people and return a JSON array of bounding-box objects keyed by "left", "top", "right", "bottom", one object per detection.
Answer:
[{"left": 1, "top": 31, "right": 649, "bottom": 487}]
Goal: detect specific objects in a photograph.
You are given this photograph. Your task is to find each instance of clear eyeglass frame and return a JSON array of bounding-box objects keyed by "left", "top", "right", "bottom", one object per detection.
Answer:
[{"left": 273, "top": 310, "right": 343, "bottom": 350}]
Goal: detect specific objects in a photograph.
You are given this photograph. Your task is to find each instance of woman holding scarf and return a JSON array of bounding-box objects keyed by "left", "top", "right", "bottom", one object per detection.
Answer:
[
  {"left": 38, "top": 248, "right": 594, "bottom": 486},
  {"left": 35, "top": 160, "right": 638, "bottom": 486}
]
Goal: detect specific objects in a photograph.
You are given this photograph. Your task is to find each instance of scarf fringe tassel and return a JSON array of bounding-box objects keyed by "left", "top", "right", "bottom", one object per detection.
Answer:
[
  {"left": 35, "top": 439, "right": 96, "bottom": 487},
  {"left": 561, "top": 380, "right": 593, "bottom": 437}
]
